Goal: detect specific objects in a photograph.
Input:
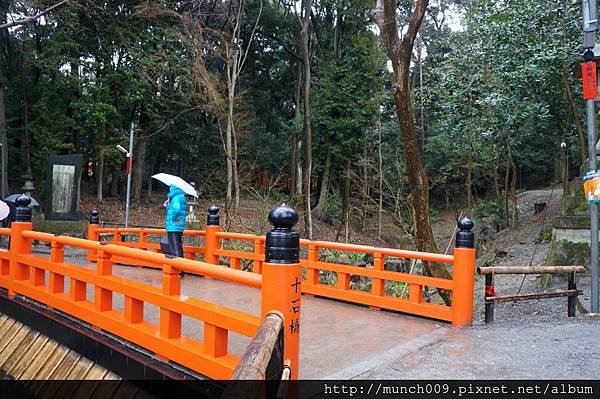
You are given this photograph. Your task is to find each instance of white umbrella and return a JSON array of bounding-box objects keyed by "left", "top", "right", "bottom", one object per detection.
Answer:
[
  {"left": 0, "top": 201, "right": 9, "bottom": 221},
  {"left": 152, "top": 173, "right": 198, "bottom": 198}
]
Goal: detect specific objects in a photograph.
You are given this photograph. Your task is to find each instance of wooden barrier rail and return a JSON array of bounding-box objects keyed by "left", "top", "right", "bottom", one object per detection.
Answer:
[
  {"left": 1, "top": 198, "right": 303, "bottom": 380},
  {"left": 89, "top": 207, "right": 477, "bottom": 327},
  {"left": 477, "top": 265, "right": 585, "bottom": 323}
]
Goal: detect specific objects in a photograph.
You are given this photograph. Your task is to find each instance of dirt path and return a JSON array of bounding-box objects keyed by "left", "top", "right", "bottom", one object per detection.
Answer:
[{"left": 471, "top": 186, "right": 586, "bottom": 324}]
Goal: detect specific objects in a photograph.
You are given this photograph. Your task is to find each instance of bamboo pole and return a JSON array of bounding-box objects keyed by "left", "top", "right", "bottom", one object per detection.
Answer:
[
  {"left": 231, "top": 312, "right": 284, "bottom": 380},
  {"left": 478, "top": 266, "right": 585, "bottom": 275},
  {"left": 487, "top": 289, "right": 582, "bottom": 303}
]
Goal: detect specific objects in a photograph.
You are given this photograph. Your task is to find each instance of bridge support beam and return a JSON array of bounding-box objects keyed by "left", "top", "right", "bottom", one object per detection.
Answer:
[{"left": 261, "top": 204, "right": 301, "bottom": 380}]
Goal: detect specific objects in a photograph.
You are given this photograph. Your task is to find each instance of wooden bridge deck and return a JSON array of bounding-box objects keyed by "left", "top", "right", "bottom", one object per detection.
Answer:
[
  {"left": 0, "top": 312, "right": 157, "bottom": 398},
  {"left": 7, "top": 246, "right": 446, "bottom": 380}
]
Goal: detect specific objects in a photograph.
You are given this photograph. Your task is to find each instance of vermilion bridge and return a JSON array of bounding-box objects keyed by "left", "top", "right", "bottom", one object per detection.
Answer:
[{"left": 0, "top": 196, "right": 475, "bottom": 395}]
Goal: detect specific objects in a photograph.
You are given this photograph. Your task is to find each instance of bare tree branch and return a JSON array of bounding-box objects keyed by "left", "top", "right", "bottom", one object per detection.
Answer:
[{"left": 0, "top": 0, "right": 70, "bottom": 30}]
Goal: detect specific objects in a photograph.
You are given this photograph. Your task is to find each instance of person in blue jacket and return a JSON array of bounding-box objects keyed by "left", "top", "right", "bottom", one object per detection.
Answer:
[{"left": 164, "top": 185, "right": 187, "bottom": 258}]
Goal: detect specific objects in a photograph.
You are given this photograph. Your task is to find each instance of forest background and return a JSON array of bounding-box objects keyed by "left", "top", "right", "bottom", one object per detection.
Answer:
[{"left": 0, "top": 0, "right": 587, "bottom": 251}]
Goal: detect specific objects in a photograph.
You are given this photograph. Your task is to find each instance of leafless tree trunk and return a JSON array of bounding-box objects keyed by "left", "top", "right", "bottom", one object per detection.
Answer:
[
  {"left": 300, "top": 0, "right": 313, "bottom": 239},
  {"left": 466, "top": 143, "right": 473, "bottom": 209},
  {"left": 110, "top": 166, "right": 119, "bottom": 198},
  {"left": 503, "top": 149, "right": 510, "bottom": 228},
  {"left": 378, "top": 120, "right": 383, "bottom": 240},
  {"left": 313, "top": 149, "right": 331, "bottom": 220},
  {"left": 133, "top": 108, "right": 150, "bottom": 202},
  {"left": 224, "top": 0, "right": 262, "bottom": 215},
  {"left": 418, "top": 38, "right": 425, "bottom": 155},
  {"left": 491, "top": 140, "right": 500, "bottom": 201},
  {"left": 336, "top": 159, "right": 351, "bottom": 242},
  {"left": 96, "top": 123, "right": 107, "bottom": 202},
  {"left": 506, "top": 137, "right": 518, "bottom": 227},
  {"left": 0, "top": 2, "right": 8, "bottom": 198},
  {"left": 291, "top": 59, "right": 302, "bottom": 197},
  {"left": 374, "top": 0, "right": 452, "bottom": 303},
  {"left": 0, "top": 82, "right": 6, "bottom": 197},
  {"left": 361, "top": 143, "right": 368, "bottom": 230}
]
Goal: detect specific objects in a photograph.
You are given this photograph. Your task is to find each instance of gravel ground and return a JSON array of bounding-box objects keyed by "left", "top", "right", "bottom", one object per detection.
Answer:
[
  {"left": 357, "top": 188, "right": 600, "bottom": 380},
  {"left": 471, "top": 186, "right": 580, "bottom": 325}
]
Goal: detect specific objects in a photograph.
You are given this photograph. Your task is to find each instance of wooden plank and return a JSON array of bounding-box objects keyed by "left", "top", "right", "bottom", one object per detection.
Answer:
[
  {"left": 35, "top": 351, "right": 82, "bottom": 399},
  {"left": 30, "top": 345, "right": 69, "bottom": 379},
  {"left": 73, "top": 365, "right": 110, "bottom": 399},
  {"left": 0, "top": 319, "right": 20, "bottom": 350},
  {"left": 0, "top": 314, "right": 10, "bottom": 329},
  {"left": 1, "top": 330, "right": 40, "bottom": 376},
  {"left": 0, "top": 323, "right": 31, "bottom": 365},
  {"left": 103, "top": 371, "right": 122, "bottom": 380},
  {"left": 66, "top": 356, "right": 95, "bottom": 379},
  {"left": 84, "top": 364, "right": 109, "bottom": 380},
  {"left": 16, "top": 338, "right": 58, "bottom": 379},
  {"left": 48, "top": 350, "right": 81, "bottom": 379},
  {"left": 55, "top": 357, "right": 95, "bottom": 399}
]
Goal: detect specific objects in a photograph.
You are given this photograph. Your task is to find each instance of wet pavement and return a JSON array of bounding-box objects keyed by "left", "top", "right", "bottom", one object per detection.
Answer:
[{"left": 357, "top": 318, "right": 600, "bottom": 379}]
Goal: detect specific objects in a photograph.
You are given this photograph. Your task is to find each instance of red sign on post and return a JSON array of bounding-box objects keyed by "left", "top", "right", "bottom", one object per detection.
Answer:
[
  {"left": 125, "top": 156, "right": 132, "bottom": 175},
  {"left": 582, "top": 61, "right": 598, "bottom": 100}
]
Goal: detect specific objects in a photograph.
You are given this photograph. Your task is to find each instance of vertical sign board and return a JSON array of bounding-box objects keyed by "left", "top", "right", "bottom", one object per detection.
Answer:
[
  {"left": 46, "top": 154, "right": 83, "bottom": 221},
  {"left": 582, "top": 61, "right": 598, "bottom": 100}
]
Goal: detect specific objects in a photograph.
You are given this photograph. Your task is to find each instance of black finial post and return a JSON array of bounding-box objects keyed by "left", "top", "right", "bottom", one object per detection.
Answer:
[
  {"left": 14, "top": 195, "right": 32, "bottom": 223},
  {"left": 265, "top": 204, "right": 299, "bottom": 264},
  {"left": 89, "top": 210, "right": 99, "bottom": 225},
  {"left": 207, "top": 205, "right": 220, "bottom": 226},
  {"left": 455, "top": 218, "right": 474, "bottom": 248}
]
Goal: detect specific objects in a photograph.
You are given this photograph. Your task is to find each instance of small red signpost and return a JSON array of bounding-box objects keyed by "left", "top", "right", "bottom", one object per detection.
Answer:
[{"left": 582, "top": 61, "right": 598, "bottom": 100}]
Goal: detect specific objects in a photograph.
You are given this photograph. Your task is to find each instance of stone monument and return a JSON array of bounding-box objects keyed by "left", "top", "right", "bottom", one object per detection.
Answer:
[{"left": 45, "top": 154, "right": 83, "bottom": 221}]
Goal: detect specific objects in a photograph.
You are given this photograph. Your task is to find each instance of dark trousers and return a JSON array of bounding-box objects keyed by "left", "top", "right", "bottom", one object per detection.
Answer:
[{"left": 167, "top": 231, "right": 184, "bottom": 258}]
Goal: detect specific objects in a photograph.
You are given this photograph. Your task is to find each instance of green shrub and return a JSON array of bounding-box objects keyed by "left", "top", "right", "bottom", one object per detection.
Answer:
[{"left": 474, "top": 200, "right": 505, "bottom": 228}]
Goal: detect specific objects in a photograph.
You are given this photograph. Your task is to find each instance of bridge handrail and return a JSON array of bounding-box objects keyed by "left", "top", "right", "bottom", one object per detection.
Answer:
[
  {"left": 88, "top": 208, "right": 476, "bottom": 327},
  {"left": 22, "top": 230, "right": 261, "bottom": 288},
  {"left": 1, "top": 225, "right": 267, "bottom": 379},
  {"left": 4, "top": 201, "right": 307, "bottom": 380}
]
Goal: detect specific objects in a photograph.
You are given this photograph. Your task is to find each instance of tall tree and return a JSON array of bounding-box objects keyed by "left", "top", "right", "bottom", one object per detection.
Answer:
[
  {"left": 300, "top": 0, "right": 313, "bottom": 239},
  {"left": 373, "top": 0, "right": 452, "bottom": 294}
]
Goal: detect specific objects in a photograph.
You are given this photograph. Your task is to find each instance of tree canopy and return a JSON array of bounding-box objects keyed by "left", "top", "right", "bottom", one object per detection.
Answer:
[{"left": 0, "top": 0, "right": 588, "bottom": 239}]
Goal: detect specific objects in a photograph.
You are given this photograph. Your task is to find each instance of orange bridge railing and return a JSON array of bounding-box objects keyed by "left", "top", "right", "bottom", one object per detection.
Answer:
[
  {"left": 0, "top": 197, "right": 304, "bottom": 380},
  {"left": 89, "top": 205, "right": 476, "bottom": 327}
]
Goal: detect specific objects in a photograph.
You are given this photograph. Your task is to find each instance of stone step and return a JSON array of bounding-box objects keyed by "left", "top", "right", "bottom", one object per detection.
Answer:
[{"left": 553, "top": 215, "right": 600, "bottom": 229}]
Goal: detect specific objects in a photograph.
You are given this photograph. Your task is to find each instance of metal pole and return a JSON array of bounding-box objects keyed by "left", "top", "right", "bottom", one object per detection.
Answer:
[
  {"left": 125, "top": 123, "right": 134, "bottom": 228},
  {"left": 587, "top": 98, "right": 599, "bottom": 313},
  {"left": 583, "top": 0, "right": 599, "bottom": 313}
]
